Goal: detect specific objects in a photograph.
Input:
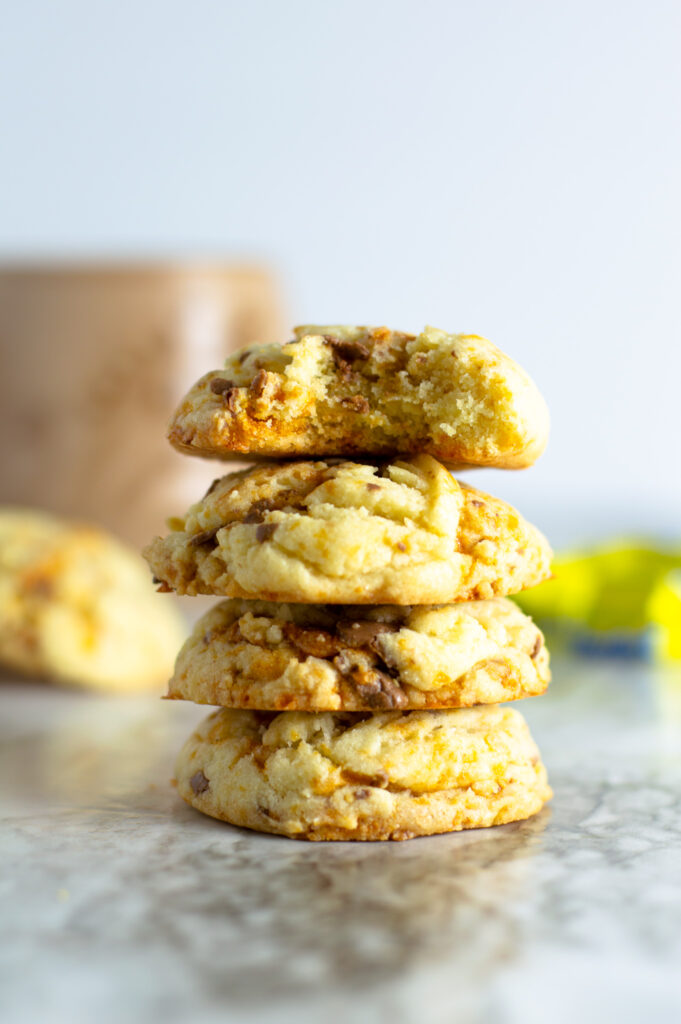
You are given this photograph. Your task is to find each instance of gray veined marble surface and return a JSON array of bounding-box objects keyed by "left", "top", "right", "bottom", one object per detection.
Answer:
[{"left": 1, "top": 657, "right": 681, "bottom": 1024}]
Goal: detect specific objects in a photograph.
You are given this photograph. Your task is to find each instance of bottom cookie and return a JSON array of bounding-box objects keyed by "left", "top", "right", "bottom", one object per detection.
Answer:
[{"left": 175, "top": 706, "right": 551, "bottom": 841}]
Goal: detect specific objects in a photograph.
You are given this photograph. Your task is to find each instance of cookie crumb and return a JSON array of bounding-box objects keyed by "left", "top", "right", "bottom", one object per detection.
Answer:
[{"left": 341, "top": 395, "right": 370, "bottom": 413}]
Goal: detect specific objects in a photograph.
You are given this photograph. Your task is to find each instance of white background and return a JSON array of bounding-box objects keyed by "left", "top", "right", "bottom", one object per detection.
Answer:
[{"left": 2, "top": 1, "right": 680, "bottom": 546}]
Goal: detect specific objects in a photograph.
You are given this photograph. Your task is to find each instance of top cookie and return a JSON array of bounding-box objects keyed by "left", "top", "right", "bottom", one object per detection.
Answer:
[
  {"left": 168, "top": 325, "right": 549, "bottom": 469},
  {"left": 143, "top": 454, "right": 552, "bottom": 604}
]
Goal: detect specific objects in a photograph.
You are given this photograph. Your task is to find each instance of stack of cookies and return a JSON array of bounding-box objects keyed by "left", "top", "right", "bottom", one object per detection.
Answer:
[{"left": 145, "top": 325, "right": 553, "bottom": 841}]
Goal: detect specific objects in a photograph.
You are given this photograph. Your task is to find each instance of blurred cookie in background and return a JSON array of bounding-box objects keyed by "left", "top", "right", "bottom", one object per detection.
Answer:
[{"left": 0, "top": 508, "right": 187, "bottom": 692}]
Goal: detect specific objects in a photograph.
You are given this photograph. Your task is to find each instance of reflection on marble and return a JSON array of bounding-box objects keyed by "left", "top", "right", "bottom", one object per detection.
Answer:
[{"left": 2, "top": 658, "right": 681, "bottom": 1024}]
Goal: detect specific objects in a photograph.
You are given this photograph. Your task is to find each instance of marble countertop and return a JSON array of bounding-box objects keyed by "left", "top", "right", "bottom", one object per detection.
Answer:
[{"left": 2, "top": 657, "right": 681, "bottom": 1024}]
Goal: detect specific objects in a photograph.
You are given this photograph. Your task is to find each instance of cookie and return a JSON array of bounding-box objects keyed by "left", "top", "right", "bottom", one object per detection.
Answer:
[
  {"left": 144, "top": 454, "right": 552, "bottom": 604},
  {"left": 175, "top": 705, "right": 551, "bottom": 840},
  {"left": 167, "top": 597, "right": 549, "bottom": 711},
  {"left": 168, "top": 325, "right": 549, "bottom": 469},
  {"left": 0, "top": 508, "right": 186, "bottom": 692}
]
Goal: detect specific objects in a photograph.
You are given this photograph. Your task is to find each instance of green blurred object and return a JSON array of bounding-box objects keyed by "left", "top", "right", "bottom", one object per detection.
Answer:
[{"left": 514, "top": 542, "right": 681, "bottom": 660}]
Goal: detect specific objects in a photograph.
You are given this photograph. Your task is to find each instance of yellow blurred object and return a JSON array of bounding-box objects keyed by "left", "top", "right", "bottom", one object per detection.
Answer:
[
  {"left": 648, "top": 570, "right": 681, "bottom": 662},
  {"left": 514, "top": 542, "right": 681, "bottom": 660},
  {"left": 0, "top": 507, "right": 187, "bottom": 691}
]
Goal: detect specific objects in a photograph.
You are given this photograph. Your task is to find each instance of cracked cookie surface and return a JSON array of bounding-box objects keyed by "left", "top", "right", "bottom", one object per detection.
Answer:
[
  {"left": 175, "top": 705, "right": 552, "bottom": 840},
  {"left": 144, "top": 455, "right": 552, "bottom": 604},
  {"left": 168, "top": 325, "right": 549, "bottom": 469},
  {"left": 167, "top": 597, "right": 549, "bottom": 711}
]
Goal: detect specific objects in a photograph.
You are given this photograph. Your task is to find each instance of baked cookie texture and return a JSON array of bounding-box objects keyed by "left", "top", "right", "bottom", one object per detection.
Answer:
[
  {"left": 168, "top": 325, "right": 549, "bottom": 469},
  {"left": 168, "top": 597, "right": 549, "bottom": 711},
  {"left": 175, "top": 705, "right": 552, "bottom": 840},
  {"left": 144, "top": 455, "right": 552, "bottom": 604},
  {"left": 0, "top": 509, "right": 186, "bottom": 692}
]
